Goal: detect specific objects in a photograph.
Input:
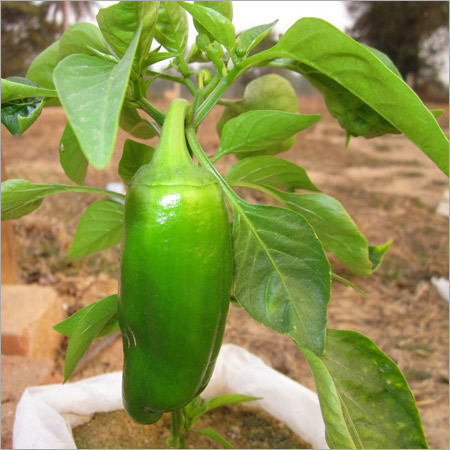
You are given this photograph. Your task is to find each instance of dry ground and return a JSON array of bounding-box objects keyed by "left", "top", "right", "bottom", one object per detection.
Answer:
[{"left": 2, "top": 95, "right": 449, "bottom": 449}]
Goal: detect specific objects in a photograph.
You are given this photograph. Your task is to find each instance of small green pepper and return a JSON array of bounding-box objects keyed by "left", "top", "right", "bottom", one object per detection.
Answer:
[
  {"left": 119, "top": 99, "right": 232, "bottom": 424},
  {"left": 217, "top": 74, "right": 299, "bottom": 158}
]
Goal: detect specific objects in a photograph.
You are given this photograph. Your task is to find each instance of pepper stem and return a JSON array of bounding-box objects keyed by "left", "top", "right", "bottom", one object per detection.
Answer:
[
  {"left": 170, "top": 409, "right": 186, "bottom": 449},
  {"left": 151, "top": 98, "right": 192, "bottom": 168}
]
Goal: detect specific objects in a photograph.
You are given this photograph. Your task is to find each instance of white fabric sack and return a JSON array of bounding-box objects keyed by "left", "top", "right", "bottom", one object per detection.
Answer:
[
  {"left": 431, "top": 277, "right": 450, "bottom": 302},
  {"left": 13, "top": 344, "right": 327, "bottom": 449}
]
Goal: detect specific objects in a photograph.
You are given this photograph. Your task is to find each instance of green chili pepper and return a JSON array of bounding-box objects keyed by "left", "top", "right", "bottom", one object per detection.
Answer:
[
  {"left": 217, "top": 74, "right": 299, "bottom": 158},
  {"left": 119, "top": 99, "right": 232, "bottom": 424}
]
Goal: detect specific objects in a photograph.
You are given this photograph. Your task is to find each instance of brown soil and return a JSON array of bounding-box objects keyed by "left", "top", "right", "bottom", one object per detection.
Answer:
[
  {"left": 1, "top": 95, "right": 448, "bottom": 449},
  {"left": 73, "top": 405, "right": 311, "bottom": 449}
]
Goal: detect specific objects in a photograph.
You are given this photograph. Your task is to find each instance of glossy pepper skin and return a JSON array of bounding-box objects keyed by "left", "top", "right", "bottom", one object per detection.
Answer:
[{"left": 119, "top": 99, "right": 232, "bottom": 424}]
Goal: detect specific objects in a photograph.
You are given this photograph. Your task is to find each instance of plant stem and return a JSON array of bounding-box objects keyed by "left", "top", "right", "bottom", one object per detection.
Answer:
[
  {"left": 193, "top": 67, "right": 239, "bottom": 127},
  {"left": 193, "top": 48, "right": 277, "bottom": 127},
  {"left": 145, "top": 71, "right": 197, "bottom": 96},
  {"left": 183, "top": 77, "right": 197, "bottom": 95},
  {"left": 146, "top": 70, "right": 186, "bottom": 84},
  {"left": 171, "top": 409, "right": 186, "bottom": 449},
  {"left": 227, "top": 180, "right": 281, "bottom": 200},
  {"left": 138, "top": 97, "right": 165, "bottom": 126},
  {"left": 217, "top": 99, "right": 239, "bottom": 108},
  {"left": 193, "top": 75, "right": 220, "bottom": 111},
  {"left": 152, "top": 99, "right": 191, "bottom": 168},
  {"left": 62, "top": 185, "right": 126, "bottom": 199},
  {"left": 186, "top": 127, "right": 237, "bottom": 202}
]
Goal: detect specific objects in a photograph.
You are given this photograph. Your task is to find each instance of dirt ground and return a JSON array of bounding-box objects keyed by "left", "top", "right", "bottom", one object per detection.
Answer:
[
  {"left": 2, "top": 95, "right": 448, "bottom": 449},
  {"left": 72, "top": 405, "right": 311, "bottom": 449}
]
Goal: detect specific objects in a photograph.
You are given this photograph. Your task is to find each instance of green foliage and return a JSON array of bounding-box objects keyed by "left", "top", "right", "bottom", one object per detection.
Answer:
[
  {"left": 154, "top": 1, "right": 188, "bottom": 55},
  {"left": 218, "top": 110, "right": 320, "bottom": 158},
  {"left": 0, "top": 76, "right": 56, "bottom": 135},
  {"left": 1, "top": 179, "right": 124, "bottom": 221},
  {"left": 191, "top": 429, "right": 233, "bottom": 449},
  {"left": 1, "top": 98, "right": 44, "bottom": 137},
  {"left": 183, "top": 394, "right": 260, "bottom": 449},
  {"left": 54, "top": 295, "right": 119, "bottom": 340},
  {"left": 26, "top": 41, "right": 60, "bottom": 91},
  {"left": 217, "top": 74, "right": 300, "bottom": 158},
  {"left": 235, "top": 21, "right": 278, "bottom": 58},
  {"left": 96, "top": 1, "right": 159, "bottom": 71},
  {"left": 69, "top": 200, "right": 124, "bottom": 258},
  {"left": 191, "top": 1, "right": 233, "bottom": 44},
  {"left": 59, "top": 122, "right": 88, "bottom": 185},
  {"left": 119, "top": 106, "right": 157, "bottom": 139},
  {"left": 265, "top": 18, "right": 449, "bottom": 174},
  {"left": 184, "top": 394, "right": 260, "bottom": 429},
  {"left": 119, "top": 139, "right": 155, "bottom": 184},
  {"left": 53, "top": 28, "right": 141, "bottom": 169},
  {"left": 58, "top": 22, "right": 111, "bottom": 62},
  {"left": 231, "top": 198, "right": 330, "bottom": 355},
  {"left": 180, "top": 2, "right": 235, "bottom": 52},
  {"left": 1, "top": 76, "right": 57, "bottom": 102},
  {"left": 54, "top": 295, "right": 119, "bottom": 381},
  {"left": 369, "top": 240, "right": 393, "bottom": 271},
  {"left": 301, "top": 329, "right": 428, "bottom": 449},
  {"left": 226, "top": 155, "right": 319, "bottom": 192},
  {"left": 265, "top": 189, "right": 383, "bottom": 275}
]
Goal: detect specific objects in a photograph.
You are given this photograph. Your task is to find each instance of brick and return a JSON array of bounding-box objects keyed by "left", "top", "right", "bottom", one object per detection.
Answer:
[
  {"left": 1, "top": 355, "right": 61, "bottom": 450},
  {"left": 1, "top": 285, "right": 64, "bottom": 360}
]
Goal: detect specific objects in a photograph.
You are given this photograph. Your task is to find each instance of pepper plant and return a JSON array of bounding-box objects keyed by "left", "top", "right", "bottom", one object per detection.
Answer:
[{"left": 1, "top": 2, "right": 448, "bottom": 449}]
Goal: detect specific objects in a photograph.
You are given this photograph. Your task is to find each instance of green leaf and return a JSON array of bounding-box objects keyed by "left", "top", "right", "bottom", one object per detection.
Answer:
[
  {"left": 119, "top": 105, "right": 157, "bottom": 139},
  {"left": 154, "top": 1, "right": 188, "bottom": 55},
  {"left": 369, "top": 240, "right": 393, "bottom": 271},
  {"left": 180, "top": 1, "right": 235, "bottom": 51},
  {"left": 58, "top": 22, "right": 111, "bottom": 62},
  {"left": 267, "top": 18, "right": 448, "bottom": 175},
  {"left": 332, "top": 273, "right": 367, "bottom": 297},
  {"left": 1, "top": 179, "right": 120, "bottom": 221},
  {"left": 236, "top": 20, "right": 277, "bottom": 57},
  {"left": 203, "top": 394, "right": 260, "bottom": 413},
  {"left": 231, "top": 199, "right": 330, "bottom": 355},
  {"left": 194, "top": 1, "right": 233, "bottom": 20},
  {"left": 59, "top": 122, "right": 88, "bottom": 185},
  {"left": 142, "top": 49, "right": 177, "bottom": 67},
  {"left": 185, "top": 393, "right": 260, "bottom": 430},
  {"left": 1, "top": 78, "right": 57, "bottom": 103},
  {"left": 196, "top": 36, "right": 226, "bottom": 75},
  {"left": 96, "top": 1, "right": 159, "bottom": 70},
  {"left": 55, "top": 294, "right": 119, "bottom": 381},
  {"left": 54, "top": 27, "right": 141, "bottom": 169},
  {"left": 119, "top": 139, "right": 155, "bottom": 185},
  {"left": 431, "top": 109, "right": 444, "bottom": 118},
  {"left": 191, "top": 428, "right": 234, "bottom": 449},
  {"left": 1, "top": 179, "right": 45, "bottom": 220},
  {"left": 263, "top": 189, "right": 378, "bottom": 275},
  {"left": 97, "top": 314, "right": 120, "bottom": 338},
  {"left": 364, "top": 45, "right": 402, "bottom": 78},
  {"left": 226, "top": 155, "right": 319, "bottom": 192},
  {"left": 217, "top": 75, "right": 300, "bottom": 159},
  {"left": 218, "top": 110, "right": 320, "bottom": 157},
  {"left": 26, "top": 41, "right": 60, "bottom": 90},
  {"left": 301, "top": 329, "right": 428, "bottom": 449},
  {"left": 1, "top": 98, "right": 44, "bottom": 137},
  {"left": 68, "top": 200, "right": 124, "bottom": 258},
  {"left": 54, "top": 294, "right": 119, "bottom": 339},
  {"left": 295, "top": 63, "right": 401, "bottom": 139}
]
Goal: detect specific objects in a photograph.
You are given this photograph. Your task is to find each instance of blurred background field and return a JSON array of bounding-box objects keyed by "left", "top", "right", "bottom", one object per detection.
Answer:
[{"left": 1, "top": 1, "right": 449, "bottom": 449}]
